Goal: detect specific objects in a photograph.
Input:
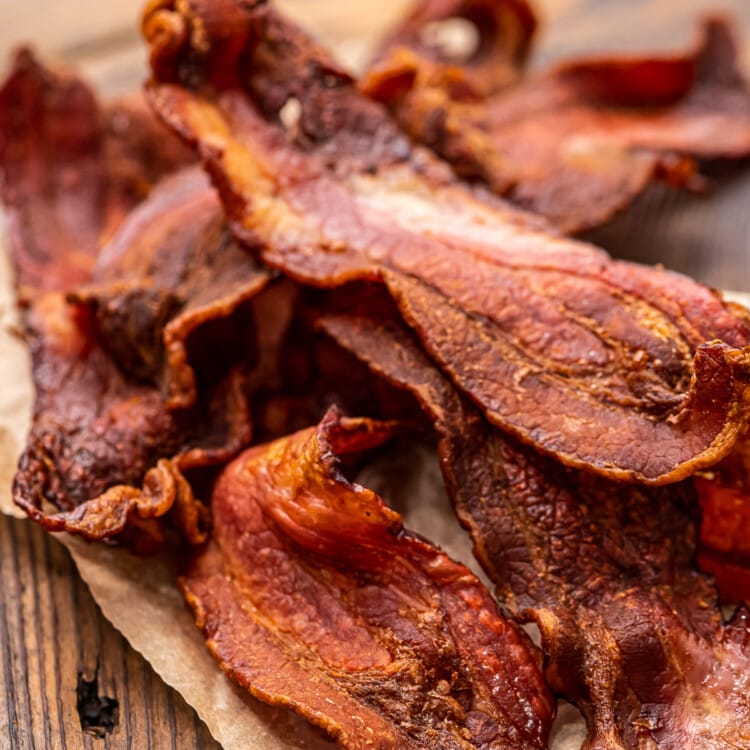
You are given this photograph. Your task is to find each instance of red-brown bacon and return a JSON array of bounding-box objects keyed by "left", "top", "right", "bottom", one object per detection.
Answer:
[
  {"left": 9, "top": 213, "right": 263, "bottom": 549},
  {"left": 9, "top": 175, "right": 266, "bottom": 547},
  {"left": 182, "top": 408, "right": 555, "bottom": 749},
  {"left": 143, "top": 0, "right": 750, "bottom": 485},
  {"left": 696, "top": 445, "right": 750, "bottom": 604},
  {"left": 0, "top": 50, "right": 193, "bottom": 294},
  {"left": 368, "top": 0, "right": 537, "bottom": 100},
  {"left": 364, "top": 13, "right": 750, "bottom": 233},
  {"left": 0, "top": 55, "right": 267, "bottom": 547},
  {"left": 317, "top": 304, "right": 750, "bottom": 749}
]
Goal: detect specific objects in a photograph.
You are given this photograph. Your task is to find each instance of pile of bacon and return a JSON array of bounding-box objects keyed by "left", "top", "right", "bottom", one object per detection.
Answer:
[{"left": 3, "top": 0, "right": 750, "bottom": 747}]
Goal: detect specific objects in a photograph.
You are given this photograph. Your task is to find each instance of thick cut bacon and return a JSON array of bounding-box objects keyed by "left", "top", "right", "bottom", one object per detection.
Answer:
[
  {"left": 182, "top": 408, "right": 554, "bottom": 749},
  {"left": 0, "top": 56, "right": 267, "bottom": 546},
  {"left": 143, "top": 0, "right": 750, "bottom": 484},
  {"left": 364, "top": 16, "right": 750, "bottom": 233},
  {"left": 318, "top": 305, "right": 750, "bottom": 750}
]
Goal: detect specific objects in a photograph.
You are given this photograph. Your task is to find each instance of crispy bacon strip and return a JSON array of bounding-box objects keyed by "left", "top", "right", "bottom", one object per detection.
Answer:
[
  {"left": 11, "top": 264, "right": 255, "bottom": 549},
  {"left": 0, "top": 50, "right": 192, "bottom": 294},
  {"left": 364, "top": 16, "right": 750, "bottom": 233},
  {"left": 0, "top": 56, "right": 267, "bottom": 546},
  {"left": 143, "top": 0, "right": 750, "bottom": 485},
  {"left": 182, "top": 408, "right": 554, "bottom": 749},
  {"left": 318, "top": 305, "right": 750, "bottom": 749}
]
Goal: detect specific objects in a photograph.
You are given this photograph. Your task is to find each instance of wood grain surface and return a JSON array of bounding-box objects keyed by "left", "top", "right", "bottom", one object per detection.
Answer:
[
  {"left": 1, "top": 0, "right": 750, "bottom": 748},
  {"left": 0, "top": 514, "right": 221, "bottom": 750}
]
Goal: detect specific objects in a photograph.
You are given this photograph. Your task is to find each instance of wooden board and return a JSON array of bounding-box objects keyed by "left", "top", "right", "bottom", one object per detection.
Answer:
[{"left": 1, "top": 1, "right": 749, "bottom": 748}]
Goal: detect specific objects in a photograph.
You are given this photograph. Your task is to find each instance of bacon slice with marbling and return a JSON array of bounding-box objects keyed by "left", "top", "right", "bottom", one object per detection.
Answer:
[
  {"left": 182, "top": 408, "right": 555, "bottom": 749},
  {"left": 364, "top": 14, "right": 750, "bottom": 234},
  {"left": 143, "top": 0, "right": 750, "bottom": 485},
  {"left": 0, "top": 55, "right": 268, "bottom": 547},
  {"left": 317, "top": 302, "right": 750, "bottom": 750}
]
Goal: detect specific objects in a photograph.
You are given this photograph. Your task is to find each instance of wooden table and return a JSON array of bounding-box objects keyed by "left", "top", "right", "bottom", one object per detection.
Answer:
[{"left": 1, "top": 1, "right": 749, "bottom": 747}]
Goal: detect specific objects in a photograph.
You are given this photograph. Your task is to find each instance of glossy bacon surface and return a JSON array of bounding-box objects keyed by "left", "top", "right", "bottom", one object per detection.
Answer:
[
  {"left": 318, "top": 306, "right": 750, "bottom": 750},
  {"left": 143, "top": 0, "right": 750, "bottom": 485},
  {"left": 182, "top": 408, "right": 555, "bottom": 749},
  {"left": 364, "top": 15, "right": 750, "bottom": 233}
]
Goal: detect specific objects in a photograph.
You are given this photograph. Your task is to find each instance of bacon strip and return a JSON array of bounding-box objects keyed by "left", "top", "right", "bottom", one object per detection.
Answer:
[
  {"left": 364, "top": 15, "right": 750, "bottom": 233},
  {"left": 182, "top": 408, "right": 554, "bottom": 749},
  {"left": 0, "top": 50, "right": 193, "bottom": 294},
  {"left": 143, "top": 0, "right": 750, "bottom": 485},
  {"left": 0, "top": 55, "right": 267, "bottom": 546},
  {"left": 317, "top": 305, "right": 750, "bottom": 749},
  {"left": 10, "top": 229, "right": 259, "bottom": 548},
  {"left": 696, "top": 444, "right": 750, "bottom": 604},
  {"left": 369, "top": 0, "right": 537, "bottom": 100}
]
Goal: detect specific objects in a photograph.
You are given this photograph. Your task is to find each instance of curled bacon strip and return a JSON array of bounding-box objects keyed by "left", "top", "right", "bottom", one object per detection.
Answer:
[
  {"left": 143, "top": 0, "right": 750, "bottom": 484},
  {"left": 317, "top": 304, "right": 750, "bottom": 749},
  {"left": 364, "top": 16, "right": 750, "bottom": 233},
  {"left": 11, "top": 272, "right": 255, "bottom": 550},
  {"left": 0, "top": 54, "right": 266, "bottom": 546},
  {"left": 182, "top": 408, "right": 555, "bottom": 749}
]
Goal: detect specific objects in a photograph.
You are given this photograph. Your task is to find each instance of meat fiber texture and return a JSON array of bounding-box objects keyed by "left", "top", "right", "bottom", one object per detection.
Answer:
[{"left": 0, "top": 243, "right": 594, "bottom": 749}]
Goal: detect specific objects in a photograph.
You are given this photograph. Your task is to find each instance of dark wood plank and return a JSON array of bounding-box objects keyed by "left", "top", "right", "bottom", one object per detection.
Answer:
[{"left": 0, "top": 514, "right": 221, "bottom": 750}]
